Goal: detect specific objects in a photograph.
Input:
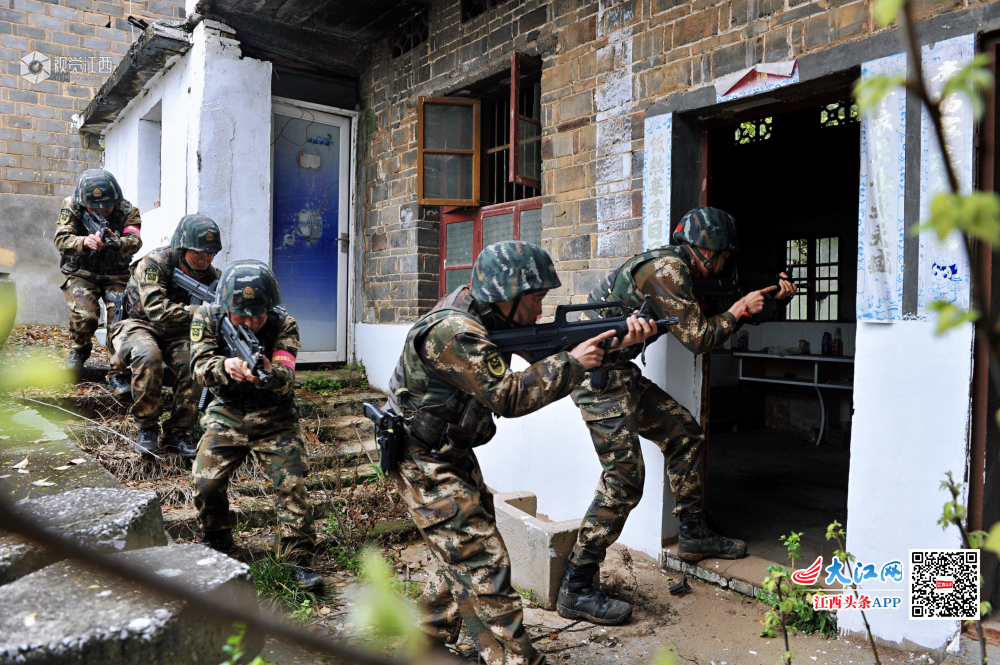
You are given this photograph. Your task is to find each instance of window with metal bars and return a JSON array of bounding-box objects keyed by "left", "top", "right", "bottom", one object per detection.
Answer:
[
  {"left": 785, "top": 236, "right": 840, "bottom": 321},
  {"left": 418, "top": 52, "right": 541, "bottom": 206},
  {"left": 439, "top": 200, "right": 543, "bottom": 296},
  {"left": 820, "top": 101, "right": 859, "bottom": 127},
  {"left": 391, "top": 8, "right": 429, "bottom": 58}
]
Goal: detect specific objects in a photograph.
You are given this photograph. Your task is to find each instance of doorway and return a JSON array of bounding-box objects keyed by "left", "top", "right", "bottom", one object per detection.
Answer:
[
  {"left": 270, "top": 98, "right": 353, "bottom": 363},
  {"left": 703, "top": 98, "right": 859, "bottom": 565}
]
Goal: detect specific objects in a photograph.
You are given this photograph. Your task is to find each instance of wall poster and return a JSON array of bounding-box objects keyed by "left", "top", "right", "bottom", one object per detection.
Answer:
[{"left": 642, "top": 113, "right": 671, "bottom": 251}]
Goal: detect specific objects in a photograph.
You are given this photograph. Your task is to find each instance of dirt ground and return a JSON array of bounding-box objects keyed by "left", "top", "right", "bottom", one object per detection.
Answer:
[{"left": 262, "top": 540, "right": 952, "bottom": 665}]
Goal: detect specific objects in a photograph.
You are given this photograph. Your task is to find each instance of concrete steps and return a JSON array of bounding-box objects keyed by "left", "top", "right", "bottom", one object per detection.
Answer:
[{"left": 0, "top": 544, "right": 262, "bottom": 664}]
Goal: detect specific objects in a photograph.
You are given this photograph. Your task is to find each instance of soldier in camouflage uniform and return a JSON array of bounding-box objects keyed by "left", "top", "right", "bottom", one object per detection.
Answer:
[
  {"left": 110, "top": 214, "right": 222, "bottom": 457},
  {"left": 54, "top": 169, "right": 142, "bottom": 389},
  {"left": 386, "top": 241, "right": 654, "bottom": 665},
  {"left": 556, "top": 207, "right": 797, "bottom": 625},
  {"left": 189, "top": 260, "right": 323, "bottom": 590}
]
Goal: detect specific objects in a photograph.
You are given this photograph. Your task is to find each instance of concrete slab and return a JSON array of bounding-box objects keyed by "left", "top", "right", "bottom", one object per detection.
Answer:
[
  {"left": 0, "top": 404, "right": 118, "bottom": 502},
  {"left": 0, "top": 544, "right": 262, "bottom": 664},
  {"left": 1, "top": 488, "right": 167, "bottom": 584},
  {"left": 494, "top": 491, "right": 580, "bottom": 610}
]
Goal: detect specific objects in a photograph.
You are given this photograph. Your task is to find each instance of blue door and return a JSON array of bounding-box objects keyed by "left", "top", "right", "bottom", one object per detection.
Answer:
[{"left": 271, "top": 101, "right": 351, "bottom": 360}]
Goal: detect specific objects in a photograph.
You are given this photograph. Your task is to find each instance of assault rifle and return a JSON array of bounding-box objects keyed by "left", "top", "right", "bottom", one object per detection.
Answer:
[
  {"left": 171, "top": 271, "right": 272, "bottom": 406},
  {"left": 488, "top": 294, "right": 678, "bottom": 359},
  {"left": 362, "top": 402, "right": 400, "bottom": 474},
  {"left": 692, "top": 265, "right": 806, "bottom": 299},
  {"left": 80, "top": 210, "right": 122, "bottom": 253}
]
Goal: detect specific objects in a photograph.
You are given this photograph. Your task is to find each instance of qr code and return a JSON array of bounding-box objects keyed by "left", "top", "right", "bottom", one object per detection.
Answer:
[{"left": 909, "top": 549, "right": 979, "bottom": 620}]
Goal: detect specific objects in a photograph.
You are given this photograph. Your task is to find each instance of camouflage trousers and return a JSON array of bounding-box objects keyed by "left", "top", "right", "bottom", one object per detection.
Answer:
[
  {"left": 392, "top": 439, "right": 542, "bottom": 665},
  {"left": 569, "top": 363, "right": 705, "bottom": 568},
  {"left": 59, "top": 274, "right": 126, "bottom": 352},
  {"left": 193, "top": 398, "right": 314, "bottom": 542},
  {"left": 110, "top": 321, "right": 197, "bottom": 432}
]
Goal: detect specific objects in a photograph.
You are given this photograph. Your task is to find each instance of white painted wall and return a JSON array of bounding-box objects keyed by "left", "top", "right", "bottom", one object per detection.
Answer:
[
  {"left": 837, "top": 320, "right": 972, "bottom": 650},
  {"left": 355, "top": 323, "right": 413, "bottom": 392},
  {"left": 102, "top": 22, "right": 271, "bottom": 267}
]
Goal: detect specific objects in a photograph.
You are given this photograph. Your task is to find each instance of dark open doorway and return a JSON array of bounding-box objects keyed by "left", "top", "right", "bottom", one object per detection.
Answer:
[{"left": 702, "top": 98, "right": 860, "bottom": 566}]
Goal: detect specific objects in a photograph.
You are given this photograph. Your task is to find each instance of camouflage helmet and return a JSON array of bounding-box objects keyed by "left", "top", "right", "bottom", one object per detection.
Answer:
[
  {"left": 171, "top": 214, "right": 223, "bottom": 254},
  {"left": 470, "top": 241, "right": 561, "bottom": 304},
  {"left": 74, "top": 169, "right": 123, "bottom": 209},
  {"left": 671, "top": 207, "right": 740, "bottom": 253},
  {"left": 218, "top": 260, "right": 281, "bottom": 316}
]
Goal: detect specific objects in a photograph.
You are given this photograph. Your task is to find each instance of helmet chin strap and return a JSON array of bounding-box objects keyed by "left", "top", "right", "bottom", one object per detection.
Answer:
[
  {"left": 689, "top": 245, "right": 716, "bottom": 273},
  {"left": 489, "top": 295, "right": 524, "bottom": 329}
]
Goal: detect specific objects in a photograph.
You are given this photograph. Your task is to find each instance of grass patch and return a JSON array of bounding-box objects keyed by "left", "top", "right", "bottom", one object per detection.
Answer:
[{"left": 249, "top": 549, "right": 325, "bottom": 618}]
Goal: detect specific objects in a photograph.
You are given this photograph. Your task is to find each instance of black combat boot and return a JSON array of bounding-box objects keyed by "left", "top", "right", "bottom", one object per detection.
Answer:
[
  {"left": 198, "top": 529, "right": 235, "bottom": 552},
  {"left": 677, "top": 511, "right": 747, "bottom": 562},
  {"left": 556, "top": 560, "right": 632, "bottom": 625},
  {"left": 107, "top": 372, "right": 131, "bottom": 396},
  {"left": 136, "top": 426, "right": 160, "bottom": 456},
  {"left": 66, "top": 345, "right": 91, "bottom": 371},
  {"left": 285, "top": 541, "right": 324, "bottom": 591},
  {"left": 162, "top": 430, "right": 199, "bottom": 460}
]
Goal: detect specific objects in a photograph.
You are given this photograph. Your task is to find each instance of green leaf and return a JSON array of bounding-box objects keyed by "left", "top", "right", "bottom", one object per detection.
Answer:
[
  {"left": 927, "top": 300, "right": 980, "bottom": 336},
  {"left": 940, "top": 53, "right": 995, "bottom": 121},
  {"left": 983, "top": 521, "right": 1000, "bottom": 556},
  {"left": 873, "top": 0, "right": 906, "bottom": 26},
  {"left": 854, "top": 74, "right": 905, "bottom": 113},
  {"left": 918, "top": 191, "right": 1000, "bottom": 245},
  {"left": 0, "top": 358, "right": 73, "bottom": 392},
  {"left": 351, "top": 549, "right": 425, "bottom": 659},
  {"left": 651, "top": 648, "right": 680, "bottom": 665}
]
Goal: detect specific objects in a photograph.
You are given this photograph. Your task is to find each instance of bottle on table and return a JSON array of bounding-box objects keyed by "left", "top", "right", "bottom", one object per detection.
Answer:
[
  {"left": 821, "top": 331, "right": 832, "bottom": 356},
  {"left": 832, "top": 327, "right": 843, "bottom": 356}
]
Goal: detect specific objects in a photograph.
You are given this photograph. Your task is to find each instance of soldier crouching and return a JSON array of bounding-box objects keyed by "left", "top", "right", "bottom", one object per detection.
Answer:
[
  {"left": 385, "top": 241, "right": 654, "bottom": 665},
  {"left": 189, "top": 259, "right": 323, "bottom": 590},
  {"left": 109, "top": 214, "right": 221, "bottom": 457},
  {"left": 54, "top": 168, "right": 141, "bottom": 389}
]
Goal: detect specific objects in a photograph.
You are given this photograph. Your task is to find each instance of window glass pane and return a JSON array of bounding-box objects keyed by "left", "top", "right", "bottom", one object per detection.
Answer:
[
  {"left": 446, "top": 221, "right": 474, "bottom": 267},
  {"left": 830, "top": 238, "right": 839, "bottom": 262},
  {"left": 517, "top": 120, "right": 541, "bottom": 181},
  {"left": 819, "top": 238, "right": 829, "bottom": 263},
  {"left": 424, "top": 153, "right": 474, "bottom": 200},
  {"left": 483, "top": 213, "right": 514, "bottom": 248},
  {"left": 788, "top": 294, "right": 807, "bottom": 320},
  {"left": 519, "top": 208, "right": 542, "bottom": 246},
  {"left": 446, "top": 268, "right": 473, "bottom": 293},
  {"left": 423, "top": 104, "right": 474, "bottom": 150}
]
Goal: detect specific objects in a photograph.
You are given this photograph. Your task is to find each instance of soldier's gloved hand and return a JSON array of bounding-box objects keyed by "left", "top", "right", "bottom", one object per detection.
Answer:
[
  {"left": 82, "top": 232, "right": 107, "bottom": 251},
  {"left": 570, "top": 329, "right": 617, "bottom": 370}
]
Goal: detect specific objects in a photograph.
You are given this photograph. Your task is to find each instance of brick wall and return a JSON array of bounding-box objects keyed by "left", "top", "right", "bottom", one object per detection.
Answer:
[
  {"left": 0, "top": 0, "right": 183, "bottom": 197},
  {"left": 360, "top": 0, "right": 969, "bottom": 323}
]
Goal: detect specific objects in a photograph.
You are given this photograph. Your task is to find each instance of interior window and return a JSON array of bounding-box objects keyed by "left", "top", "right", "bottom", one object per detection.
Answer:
[{"left": 786, "top": 236, "right": 839, "bottom": 322}]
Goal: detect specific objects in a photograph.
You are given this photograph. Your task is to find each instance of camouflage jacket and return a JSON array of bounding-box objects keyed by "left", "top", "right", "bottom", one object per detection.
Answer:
[
  {"left": 53, "top": 196, "right": 142, "bottom": 279},
  {"left": 590, "top": 245, "right": 737, "bottom": 359},
  {"left": 388, "top": 286, "right": 586, "bottom": 453},
  {"left": 124, "top": 246, "right": 221, "bottom": 338},
  {"left": 190, "top": 304, "right": 299, "bottom": 408}
]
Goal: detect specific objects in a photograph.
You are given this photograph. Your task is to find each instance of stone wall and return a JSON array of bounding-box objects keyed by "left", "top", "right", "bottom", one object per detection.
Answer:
[
  {"left": 359, "top": 0, "right": 974, "bottom": 322},
  {"left": 0, "top": 0, "right": 184, "bottom": 198}
]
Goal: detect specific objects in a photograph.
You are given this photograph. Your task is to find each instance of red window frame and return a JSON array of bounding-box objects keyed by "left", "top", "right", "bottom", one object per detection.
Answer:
[{"left": 439, "top": 198, "right": 543, "bottom": 297}]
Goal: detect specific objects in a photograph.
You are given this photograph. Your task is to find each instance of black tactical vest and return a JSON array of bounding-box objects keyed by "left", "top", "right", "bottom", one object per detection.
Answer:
[{"left": 387, "top": 287, "right": 498, "bottom": 453}]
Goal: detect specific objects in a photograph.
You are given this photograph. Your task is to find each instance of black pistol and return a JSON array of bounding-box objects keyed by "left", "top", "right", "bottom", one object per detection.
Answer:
[{"left": 363, "top": 402, "right": 399, "bottom": 474}]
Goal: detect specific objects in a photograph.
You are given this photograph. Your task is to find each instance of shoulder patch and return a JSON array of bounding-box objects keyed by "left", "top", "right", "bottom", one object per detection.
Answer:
[
  {"left": 58, "top": 207, "right": 72, "bottom": 225},
  {"left": 190, "top": 319, "right": 205, "bottom": 343},
  {"left": 143, "top": 267, "right": 161, "bottom": 285},
  {"left": 484, "top": 347, "right": 507, "bottom": 378}
]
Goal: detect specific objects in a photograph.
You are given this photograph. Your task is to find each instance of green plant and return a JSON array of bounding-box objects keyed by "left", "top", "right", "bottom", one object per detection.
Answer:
[
  {"left": 302, "top": 376, "right": 342, "bottom": 392},
  {"left": 351, "top": 549, "right": 425, "bottom": 659},
  {"left": 331, "top": 543, "right": 363, "bottom": 574},
  {"left": 516, "top": 585, "right": 539, "bottom": 607},
  {"left": 289, "top": 598, "right": 315, "bottom": 626},
  {"left": 758, "top": 532, "right": 837, "bottom": 649},
  {"left": 826, "top": 521, "right": 881, "bottom": 665},
  {"left": 249, "top": 549, "right": 324, "bottom": 614},
  {"left": 219, "top": 622, "right": 272, "bottom": 665},
  {"left": 393, "top": 578, "right": 421, "bottom": 599}
]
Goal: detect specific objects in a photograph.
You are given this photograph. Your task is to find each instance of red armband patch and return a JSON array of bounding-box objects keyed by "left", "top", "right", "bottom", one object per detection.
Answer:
[
  {"left": 123, "top": 225, "right": 140, "bottom": 236},
  {"left": 272, "top": 350, "right": 295, "bottom": 370}
]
